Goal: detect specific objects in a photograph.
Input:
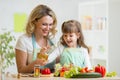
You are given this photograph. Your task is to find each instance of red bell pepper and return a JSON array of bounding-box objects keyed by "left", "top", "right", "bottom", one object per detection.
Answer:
[{"left": 95, "top": 64, "right": 106, "bottom": 77}]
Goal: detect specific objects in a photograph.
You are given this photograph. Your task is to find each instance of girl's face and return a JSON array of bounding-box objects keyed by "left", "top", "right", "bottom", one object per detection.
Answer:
[
  {"left": 63, "top": 32, "right": 80, "bottom": 47},
  {"left": 34, "top": 15, "right": 53, "bottom": 37}
]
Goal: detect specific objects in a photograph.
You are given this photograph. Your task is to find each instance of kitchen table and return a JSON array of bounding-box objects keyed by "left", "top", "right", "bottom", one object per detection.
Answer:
[{"left": 5, "top": 76, "right": 120, "bottom": 80}]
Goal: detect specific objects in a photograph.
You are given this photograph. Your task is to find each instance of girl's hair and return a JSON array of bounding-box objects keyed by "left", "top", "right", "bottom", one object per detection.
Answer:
[
  {"left": 60, "top": 20, "right": 90, "bottom": 53},
  {"left": 25, "top": 4, "right": 57, "bottom": 38}
]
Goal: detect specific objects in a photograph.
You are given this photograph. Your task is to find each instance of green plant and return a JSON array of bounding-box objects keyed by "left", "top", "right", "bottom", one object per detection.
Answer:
[{"left": 0, "top": 32, "right": 16, "bottom": 70}]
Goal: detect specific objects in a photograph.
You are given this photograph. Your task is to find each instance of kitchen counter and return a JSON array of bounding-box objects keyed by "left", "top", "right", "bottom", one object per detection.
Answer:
[{"left": 5, "top": 76, "right": 120, "bottom": 80}]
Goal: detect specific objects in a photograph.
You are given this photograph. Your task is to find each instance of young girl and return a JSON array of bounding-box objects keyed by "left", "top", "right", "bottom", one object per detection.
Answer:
[{"left": 48, "top": 20, "right": 91, "bottom": 69}]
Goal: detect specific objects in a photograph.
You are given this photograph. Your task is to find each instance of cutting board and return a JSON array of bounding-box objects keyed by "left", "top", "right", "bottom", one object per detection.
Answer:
[{"left": 40, "top": 74, "right": 54, "bottom": 77}]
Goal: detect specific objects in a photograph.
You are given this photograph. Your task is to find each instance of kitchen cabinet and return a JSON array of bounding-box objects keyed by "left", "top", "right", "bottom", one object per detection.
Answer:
[{"left": 78, "top": 0, "right": 108, "bottom": 70}]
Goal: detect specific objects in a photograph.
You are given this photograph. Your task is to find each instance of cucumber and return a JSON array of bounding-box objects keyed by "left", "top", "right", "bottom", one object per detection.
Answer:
[{"left": 71, "top": 72, "right": 102, "bottom": 78}]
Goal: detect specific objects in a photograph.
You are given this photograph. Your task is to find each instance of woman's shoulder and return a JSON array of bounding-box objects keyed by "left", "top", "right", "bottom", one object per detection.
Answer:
[
  {"left": 18, "top": 33, "right": 31, "bottom": 40},
  {"left": 16, "top": 33, "right": 32, "bottom": 44},
  {"left": 18, "top": 33, "right": 30, "bottom": 38}
]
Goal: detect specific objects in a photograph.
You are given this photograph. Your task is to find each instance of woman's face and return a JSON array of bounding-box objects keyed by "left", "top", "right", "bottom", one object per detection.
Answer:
[
  {"left": 34, "top": 15, "right": 53, "bottom": 37},
  {"left": 63, "top": 32, "right": 80, "bottom": 47}
]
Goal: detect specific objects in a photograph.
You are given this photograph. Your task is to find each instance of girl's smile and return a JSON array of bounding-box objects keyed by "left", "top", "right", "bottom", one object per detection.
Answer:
[{"left": 63, "top": 33, "right": 79, "bottom": 48}]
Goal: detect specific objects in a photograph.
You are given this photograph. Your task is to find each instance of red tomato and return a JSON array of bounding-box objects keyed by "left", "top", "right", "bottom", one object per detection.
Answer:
[
  {"left": 84, "top": 67, "right": 88, "bottom": 72},
  {"left": 60, "top": 67, "right": 67, "bottom": 72},
  {"left": 60, "top": 67, "right": 69, "bottom": 77},
  {"left": 80, "top": 68, "right": 86, "bottom": 73},
  {"left": 95, "top": 64, "right": 106, "bottom": 77},
  {"left": 41, "top": 68, "right": 51, "bottom": 74}
]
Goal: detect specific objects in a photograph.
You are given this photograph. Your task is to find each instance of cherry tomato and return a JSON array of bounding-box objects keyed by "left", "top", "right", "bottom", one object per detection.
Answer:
[{"left": 41, "top": 68, "right": 51, "bottom": 74}]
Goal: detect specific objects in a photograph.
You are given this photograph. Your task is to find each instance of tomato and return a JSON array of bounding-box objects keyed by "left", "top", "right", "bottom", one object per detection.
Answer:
[
  {"left": 95, "top": 64, "right": 106, "bottom": 77},
  {"left": 80, "top": 68, "right": 86, "bottom": 73},
  {"left": 80, "top": 67, "right": 88, "bottom": 73},
  {"left": 84, "top": 67, "right": 88, "bottom": 72},
  {"left": 60, "top": 67, "right": 68, "bottom": 72},
  {"left": 41, "top": 68, "right": 51, "bottom": 74},
  {"left": 60, "top": 67, "right": 68, "bottom": 77}
]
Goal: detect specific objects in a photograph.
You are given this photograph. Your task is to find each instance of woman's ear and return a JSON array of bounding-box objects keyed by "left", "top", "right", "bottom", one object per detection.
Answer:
[{"left": 33, "top": 20, "right": 37, "bottom": 25}]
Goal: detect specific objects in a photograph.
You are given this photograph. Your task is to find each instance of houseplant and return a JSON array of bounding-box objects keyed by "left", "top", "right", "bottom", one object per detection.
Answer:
[{"left": 0, "top": 31, "right": 16, "bottom": 79}]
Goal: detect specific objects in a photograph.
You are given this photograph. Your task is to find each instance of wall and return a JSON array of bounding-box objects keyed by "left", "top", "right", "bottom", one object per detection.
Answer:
[
  {"left": 0, "top": 0, "right": 79, "bottom": 73},
  {"left": 108, "top": 0, "right": 120, "bottom": 77},
  {"left": 0, "top": 0, "right": 79, "bottom": 40}
]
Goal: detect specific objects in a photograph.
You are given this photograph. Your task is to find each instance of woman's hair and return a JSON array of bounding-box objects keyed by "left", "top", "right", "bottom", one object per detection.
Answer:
[
  {"left": 25, "top": 4, "right": 57, "bottom": 38},
  {"left": 60, "top": 20, "right": 89, "bottom": 53}
]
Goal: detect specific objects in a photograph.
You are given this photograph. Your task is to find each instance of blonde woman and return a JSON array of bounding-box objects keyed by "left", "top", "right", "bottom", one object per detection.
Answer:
[{"left": 15, "top": 4, "right": 57, "bottom": 73}]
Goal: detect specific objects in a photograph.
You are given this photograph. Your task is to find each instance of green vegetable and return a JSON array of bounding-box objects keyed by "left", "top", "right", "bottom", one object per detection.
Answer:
[
  {"left": 71, "top": 72, "right": 102, "bottom": 78},
  {"left": 55, "top": 63, "right": 62, "bottom": 71},
  {"left": 64, "top": 66, "right": 80, "bottom": 78},
  {"left": 54, "top": 70, "right": 60, "bottom": 77},
  {"left": 106, "top": 72, "right": 117, "bottom": 77},
  {"left": 54, "top": 63, "right": 61, "bottom": 77}
]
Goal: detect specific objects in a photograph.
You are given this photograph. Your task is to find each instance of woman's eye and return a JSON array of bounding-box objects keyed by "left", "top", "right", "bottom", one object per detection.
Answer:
[
  {"left": 42, "top": 23, "right": 47, "bottom": 26},
  {"left": 49, "top": 23, "right": 53, "bottom": 26},
  {"left": 42, "top": 23, "right": 53, "bottom": 26}
]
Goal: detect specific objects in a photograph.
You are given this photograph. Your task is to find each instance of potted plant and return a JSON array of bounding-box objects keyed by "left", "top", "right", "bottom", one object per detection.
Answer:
[{"left": 0, "top": 32, "right": 16, "bottom": 79}]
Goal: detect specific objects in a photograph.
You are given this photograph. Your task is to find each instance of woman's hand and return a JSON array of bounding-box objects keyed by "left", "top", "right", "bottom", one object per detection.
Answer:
[
  {"left": 35, "top": 58, "right": 48, "bottom": 66},
  {"left": 39, "top": 46, "right": 51, "bottom": 54}
]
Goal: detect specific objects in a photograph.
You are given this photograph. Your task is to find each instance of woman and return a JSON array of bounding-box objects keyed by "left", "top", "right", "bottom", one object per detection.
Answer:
[{"left": 15, "top": 4, "right": 57, "bottom": 73}]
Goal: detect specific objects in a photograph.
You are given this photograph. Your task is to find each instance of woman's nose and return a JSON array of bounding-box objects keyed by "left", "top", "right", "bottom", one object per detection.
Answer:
[{"left": 46, "top": 25, "right": 51, "bottom": 30}]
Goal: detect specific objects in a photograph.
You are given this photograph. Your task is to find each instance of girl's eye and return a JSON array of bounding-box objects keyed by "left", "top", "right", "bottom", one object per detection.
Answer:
[
  {"left": 63, "top": 34, "right": 67, "bottom": 38},
  {"left": 70, "top": 34, "right": 73, "bottom": 37}
]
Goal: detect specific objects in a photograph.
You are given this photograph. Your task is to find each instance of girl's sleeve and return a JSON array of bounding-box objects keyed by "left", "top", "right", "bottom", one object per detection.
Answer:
[{"left": 84, "top": 49, "right": 92, "bottom": 69}]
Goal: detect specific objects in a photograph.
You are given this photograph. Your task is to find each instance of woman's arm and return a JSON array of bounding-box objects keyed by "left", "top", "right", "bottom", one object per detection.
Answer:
[
  {"left": 15, "top": 49, "right": 46, "bottom": 73},
  {"left": 48, "top": 44, "right": 64, "bottom": 63}
]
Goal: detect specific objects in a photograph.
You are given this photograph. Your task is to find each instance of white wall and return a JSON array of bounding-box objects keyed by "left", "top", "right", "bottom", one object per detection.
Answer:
[
  {"left": 0, "top": 0, "right": 79, "bottom": 41},
  {"left": 108, "top": 0, "right": 120, "bottom": 77},
  {"left": 0, "top": 0, "right": 79, "bottom": 73}
]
